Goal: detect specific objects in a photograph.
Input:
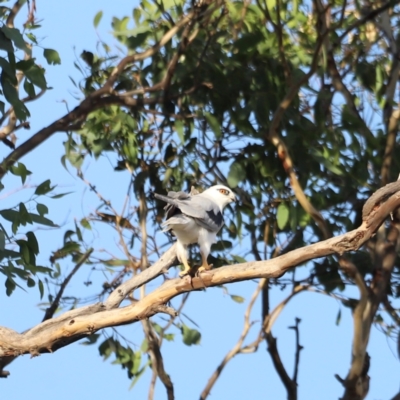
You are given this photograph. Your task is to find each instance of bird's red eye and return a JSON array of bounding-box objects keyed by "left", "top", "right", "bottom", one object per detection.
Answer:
[{"left": 219, "top": 189, "right": 229, "bottom": 195}]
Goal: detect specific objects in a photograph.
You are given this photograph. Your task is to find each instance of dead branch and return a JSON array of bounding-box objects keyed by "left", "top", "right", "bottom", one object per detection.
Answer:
[
  {"left": 338, "top": 182, "right": 400, "bottom": 398},
  {"left": 142, "top": 319, "right": 174, "bottom": 400},
  {"left": 289, "top": 317, "right": 302, "bottom": 385},
  {"left": 263, "top": 285, "right": 308, "bottom": 400},
  {"left": 200, "top": 278, "right": 265, "bottom": 400}
]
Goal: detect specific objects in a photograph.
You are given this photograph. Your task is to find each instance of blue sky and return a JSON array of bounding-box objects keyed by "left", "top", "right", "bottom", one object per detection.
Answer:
[{"left": 0, "top": 1, "right": 399, "bottom": 399}]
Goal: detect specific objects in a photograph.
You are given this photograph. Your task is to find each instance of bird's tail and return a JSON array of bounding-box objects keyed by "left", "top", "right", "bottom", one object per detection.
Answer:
[{"left": 154, "top": 193, "right": 175, "bottom": 205}]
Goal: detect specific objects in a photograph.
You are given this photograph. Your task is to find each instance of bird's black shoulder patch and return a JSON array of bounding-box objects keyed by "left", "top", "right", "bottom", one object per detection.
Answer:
[{"left": 206, "top": 209, "right": 223, "bottom": 226}]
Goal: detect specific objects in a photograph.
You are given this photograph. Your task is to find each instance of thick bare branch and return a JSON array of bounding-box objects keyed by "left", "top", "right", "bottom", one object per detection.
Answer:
[
  {"left": 339, "top": 183, "right": 400, "bottom": 398},
  {"left": 104, "top": 244, "right": 177, "bottom": 310},
  {"left": 6, "top": 0, "right": 23, "bottom": 28},
  {"left": 0, "top": 181, "right": 399, "bottom": 373}
]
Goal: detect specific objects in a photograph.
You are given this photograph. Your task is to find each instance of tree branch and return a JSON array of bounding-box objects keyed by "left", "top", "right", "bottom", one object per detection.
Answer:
[
  {"left": 334, "top": 0, "right": 400, "bottom": 46},
  {"left": 0, "top": 181, "right": 399, "bottom": 373},
  {"left": 142, "top": 320, "right": 174, "bottom": 400},
  {"left": 289, "top": 317, "right": 302, "bottom": 385},
  {"left": 263, "top": 285, "right": 308, "bottom": 400}
]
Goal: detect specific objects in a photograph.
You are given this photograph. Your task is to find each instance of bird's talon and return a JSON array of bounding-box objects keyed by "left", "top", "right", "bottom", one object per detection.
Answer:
[
  {"left": 198, "top": 263, "right": 213, "bottom": 274},
  {"left": 179, "top": 270, "right": 188, "bottom": 278}
]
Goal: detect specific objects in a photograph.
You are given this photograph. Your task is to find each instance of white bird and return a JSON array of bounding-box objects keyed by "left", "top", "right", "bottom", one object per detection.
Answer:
[{"left": 154, "top": 185, "right": 236, "bottom": 276}]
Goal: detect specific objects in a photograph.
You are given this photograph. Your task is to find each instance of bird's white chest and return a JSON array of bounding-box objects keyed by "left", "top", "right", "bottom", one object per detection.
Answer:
[{"left": 173, "top": 220, "right": 217, "bottom": 246}]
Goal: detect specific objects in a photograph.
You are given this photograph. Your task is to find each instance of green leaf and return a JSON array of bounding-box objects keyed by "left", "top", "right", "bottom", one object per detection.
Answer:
[
  {"left": 43, "top": 48, "right": 61, "bottom": 65},
  {"left": 181, "top": 324, "right": 201, "bottom": 346},
  {"left": 35, "top": 179, "right": 53, "bottom": 195},
  {"left": 133, "top": 8, "right": 141, "bottom": 25},
  {"left": 93, "top": 10, "right": 103, "bottom": 28},
  {"left": 25, "top": 65, "right": 47, "bottom": 89},
  {"left": 0, "top": 209, "right": 20, "bottom": 224},
  {"left": 99, "top": 338, "right": 114, "bottom": 360},
  {"left": 0, "top": 249, "right": 20, "bottom": 260},
  {"left": 80, "top": 218, "right": 92, "bottom": 230},
  {"left": 5, "top": 277, "right": 16, "bottom": 296},
  {"left": 163, "top": 333, "right": 175, "bottom": 341},
  {"left": 204, "top": 112, "right": 222, "bottom": 139},
  {"left": 13, "top": 100, "right": 30, "bottom": 121},
  {"left": 227, "top": 162, "right": 246, "bottom": 188},
  {"left": 17, "top": 239, "right": 31, "bottom": 264},
  {"left": 19, "top": 203, "right": 32, "bottom": 225},
  {"left": 1, "top": 74, "right": 30, "bottom": 120},
  {"left": 10, "top": 162, "right": 31, "bottom": 184},
  {"left": 25, "top": 32, "right": 37, "bottom": 44},
  {"left": 0, "top": 230, "right": 5, "bottom": 251},
  {"left": 0, "top": 30, "right": 14, "bottom": 52},
  {"left": 231, "top": 254, "right": 246, "bottom": 263},
  {"left": 81, "top": 333, "right": 101, "bottom": 345},
  {"left": 0, "top": 57, "right": 16, "bottom": 82},
  {"left": 1, "top": 73, "right": 19, "bottom": 103},
  {"left": 16, "top": 59, "right": 35, "bottom": 71},
  {"left": 27, "top": 277, "right": 35, "bottom": 287},
  {"left": 38, "top": 279, "right": 44, "bottom": 299},
  {"left": 336, "top": 308, "right": 342, "bottom": 326},
  {"left": 103, "top": 259, "right": 129, "bottom": 267},
  {"left": 81, "top": 51, "right": 94, "bottom": 67},
  {"left": 36, "top": 203, "right": 48, "bottom": 216},
  {"left": 230, "top": 294, "right": 245, "bottom": 303},
  {"left": 277, "top": 203, "right": 289, "bottom": 230},
  {"left": 1, "top": 26, "right": 30, "bottom": 54},
  {"left": 23, "top": 78, "right": 35, "bottom": 97},
  {"left": 50, "top": 191, "right": 73, "bottom": 199},
  {"left": 129, "top": 363, "right": 148, "bottom": 390},
  {"left": 175, "top": 120, "right": 184, "bottom": 144},
  {"left": 29, "top": 213, "right": 58, "bottom": 227},
  {"left": 26, "top": 231, "right": 39, "bottom": 255}
]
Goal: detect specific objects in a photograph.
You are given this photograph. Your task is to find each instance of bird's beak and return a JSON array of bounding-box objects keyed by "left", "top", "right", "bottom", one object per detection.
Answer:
[{"left": 230, "top": 193, "right": 237, "bottom": 203}]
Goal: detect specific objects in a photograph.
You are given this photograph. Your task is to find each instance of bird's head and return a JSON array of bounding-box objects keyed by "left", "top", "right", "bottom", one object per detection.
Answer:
[{"left": 202, "top": 185, "right": 237, "bottom": 209}]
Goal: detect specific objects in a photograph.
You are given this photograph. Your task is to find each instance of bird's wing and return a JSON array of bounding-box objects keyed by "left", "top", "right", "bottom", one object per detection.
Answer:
[
  {"left": 162, "top": 191, "right": 191, "bottom": 219},
  {"left": 154, "top": 192, "right": 223, "bottom": 232}
]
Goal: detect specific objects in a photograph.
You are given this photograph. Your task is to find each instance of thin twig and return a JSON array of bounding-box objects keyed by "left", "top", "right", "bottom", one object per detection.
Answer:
[
  {"left": 42, "top": 248, "right": 93, "bottom": 321},
  {"left": 289, "top": 317, "right": 303, "bottom": 384},
  {"left": 139, "top": 186, "right": 149, "bottom": 270}
]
